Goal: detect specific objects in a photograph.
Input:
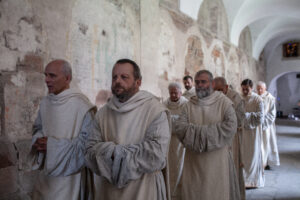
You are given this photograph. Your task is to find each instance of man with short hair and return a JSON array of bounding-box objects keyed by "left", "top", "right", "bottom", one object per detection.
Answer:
[
  {"left": 174, "top": 70, "right": 240, "bottom": 200},
  {"left": 29, "top": 59, "right": 96, "bottom": 200},
  {"left": 85, "top": 59, "right": 171, "bottom": 200},
  {"left": 257, "top": 81, "right": 280, "bottom": 169},
  {"left": 214, "top": 76, "right": 246, "bottom": 200},
  {"left": 182, "top": 75, "right": 196, "bottom": 99},
  {"left": 240, "top": 79, "right": 265, "bottom": 188},
  {"left": 163, "top": 82, "right": 188, "bottom": 200}
]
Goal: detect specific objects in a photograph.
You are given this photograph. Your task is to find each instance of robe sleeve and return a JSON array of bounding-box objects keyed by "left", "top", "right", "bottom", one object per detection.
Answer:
[
  {"left": 28, "top": 110, "right": 45, "bottom": 170},
  {"left": 244, "top": 100, "right": 264, "bottom": 129},
  {"left": 173, "top": 105, "right": 237, "bottom": 153},
  {"left": 235, "top": 100, "right": 245, "bottom": 128},
  {"left": 85, "top": 111, "right": 170, "bottom": 188},
  {"left": 263, "top": 98, "right": 276, "bottom": 130}
]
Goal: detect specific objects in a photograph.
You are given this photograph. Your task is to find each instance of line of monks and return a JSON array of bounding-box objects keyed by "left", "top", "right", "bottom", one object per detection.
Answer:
[{"left": 27, "top": 58, "right": 280, "bottom": 200}]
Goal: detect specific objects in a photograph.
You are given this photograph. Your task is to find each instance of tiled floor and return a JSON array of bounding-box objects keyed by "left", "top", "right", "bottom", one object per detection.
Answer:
[{"left": 246, "top": 124, "right": 300, "bottom": 200}]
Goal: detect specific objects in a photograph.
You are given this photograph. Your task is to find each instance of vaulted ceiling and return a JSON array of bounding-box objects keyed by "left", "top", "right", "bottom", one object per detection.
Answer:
[{"left": 179, "top": 0, "right": 300, "bottom": 60}]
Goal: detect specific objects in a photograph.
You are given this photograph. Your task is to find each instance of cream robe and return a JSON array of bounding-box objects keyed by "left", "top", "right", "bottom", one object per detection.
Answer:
[
  {"left": 182, "top": 87, "right": 196, "bottom": 100},
  {"left": 29, "top": 88, "right": 96, "bottom": 200},
  {"left": 163, "top": 96, "right": 188, "bottom": 200},
  {"left": 174, "top": 91, "right": 240, "bottom": 200},
  {"left": 85, "top": 90, "right": 171, "bottom": 200},
  {"left": 241, "top": 92, "right": 265, "bottom": 188},
  {"left": 260, "top": 92, "right": 280, "bottom": 167},
  {"left": 226, "top": 88, "right": 246, "bottom": 200}
]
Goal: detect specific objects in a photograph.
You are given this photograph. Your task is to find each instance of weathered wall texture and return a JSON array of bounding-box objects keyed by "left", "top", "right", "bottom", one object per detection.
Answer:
[{"left": 0, "top": 0, "right": 265, "bottom": 199}]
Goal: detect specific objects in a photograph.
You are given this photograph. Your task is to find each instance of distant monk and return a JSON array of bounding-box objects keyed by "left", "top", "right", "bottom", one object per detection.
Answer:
[
  {"left": 29, "top": 59, "right": 96, "bottom": 200},
  {"left": 214, "top": 76, "right": 246, "bottom": 200},
  {"left": 173, "top": 70, "right": 240, "bottom": 200},
  {"left": 163, "top": 82, "right": 188, "bottom": 200},
  {"left": 85, "top": 59, "right": 171, "bottom": 200},
  {"left": 182, "top": 75, "right": 196, "bottom": 99},
  {"left": 257, "top": 81, "right": 280, "bottom": 169},
  {"left": 240, "top": 79, "right": 265, "bottom": 188}
]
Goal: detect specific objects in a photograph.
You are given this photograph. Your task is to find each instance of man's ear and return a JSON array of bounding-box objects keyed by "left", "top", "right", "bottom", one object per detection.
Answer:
[
  {"left": 136, "top": 79, "right": 142, "bottom": 87},
  {"left": 225, "top": 85, "right": 229, "bottom": 90},
  {"left": 212, "top": 80, "right": 215, "bottom": 88},
  {"left": 66, "top": 75, "right": 72, "bottom": 83}
]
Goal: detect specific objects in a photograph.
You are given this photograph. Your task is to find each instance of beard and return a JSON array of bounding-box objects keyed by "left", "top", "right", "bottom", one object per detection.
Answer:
[
  {"left": 196, "top": 86, "right": 213, "bottom": 99},
  {"left": 112, "top": 83, "right": 138, "bottom": 102}
]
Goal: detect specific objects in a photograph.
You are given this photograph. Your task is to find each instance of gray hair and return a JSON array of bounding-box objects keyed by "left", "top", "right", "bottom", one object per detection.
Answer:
[
  {"left": 168, "top": 82, "right": 182, "bottom": 91},
  {"left": 60, "top": 60, "right": 72, "bottom": 80},
  {"left": 214, "top": 76, "right": 227, "bottom": 86},
  {"left": 257, "top": 81, "right": 266, "bottom": 88},
  {"left": 195, "top": 70, "right": 214, "bottom": 82}
]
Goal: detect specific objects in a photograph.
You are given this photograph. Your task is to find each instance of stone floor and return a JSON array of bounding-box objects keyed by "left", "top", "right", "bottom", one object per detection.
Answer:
[{"left": 246, "top": 123, "right": 300, "bottom": 200}]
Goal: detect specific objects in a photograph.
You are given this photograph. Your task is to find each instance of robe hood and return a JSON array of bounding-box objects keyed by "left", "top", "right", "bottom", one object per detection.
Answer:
[
  {"left": 190, "top": 91, "right": 224, "bottom": 106},
  {"left": 46, "top": 88, "right": 92, "bottom": 106},
  {"left": 107, "top": 90, "right": 156, "bottom": 113},
  {"left": 165, "top": 96, "right": 188, "bottom": 110}
]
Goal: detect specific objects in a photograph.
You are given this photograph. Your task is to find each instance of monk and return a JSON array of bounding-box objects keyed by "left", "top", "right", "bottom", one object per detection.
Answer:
[
  {"left": 257, "top": 81, "right": 280, "bottom": 169},
  {"left": 163, "top": 82, "right": 188, "bottom": 200},
  {"left": 173, "top": 70, "right": 240, "bottom": 200},
  {"left": 214, "top": 76, "right": 246, "bottom": 200},
  {"left": 85, "top": 59, "right": 171, "bottom": 200},
  {"left": 29, "top": 59, "right": 96, "bottom": 200},
  {"left": 182, "top": 75, "right": 196, "bottom": 99},
  {"left": 240, "top": 79, "right": 265, "bottom": 188}
]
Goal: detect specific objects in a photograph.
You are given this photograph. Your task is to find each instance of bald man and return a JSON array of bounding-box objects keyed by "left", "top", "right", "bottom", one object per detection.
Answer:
[
  {"left": 214, "top": 76, "right": 246, "bottom": 200},
  {"left": 28, "top": 60, "right": 96, "bottom": 200},
  {"left": 257, "top": 81, "right": 280, "bottom": 169}
]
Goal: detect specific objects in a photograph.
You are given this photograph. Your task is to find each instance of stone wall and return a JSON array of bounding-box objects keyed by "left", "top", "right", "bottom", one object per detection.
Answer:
[{"left": 0, "top": 0, "right": 266, "bottom": 199}]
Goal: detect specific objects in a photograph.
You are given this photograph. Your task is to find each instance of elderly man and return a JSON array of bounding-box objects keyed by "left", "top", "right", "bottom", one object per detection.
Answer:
[
  {"left": 240, "top": 79, "right": 265, "bottom": 188},
  {"left": 182, "top": 75, "right": 196, "bottom": 99},
  {"left": 85, "top": 59, "right": 171, "bottom": 200},
  {"left": 214, "top": 76, "right": 246, "bottom": 200},
  {"left": 257, "top": 81, "right": 280, "bottom": 169},
  {"left": 163, "top": 82, "right": 188, "bottom": 200},
  {"left": 173, "top": 70, "right": 240, "bottom": 200},
  {"left": 28, "top": 59, "right": 96, "bottom": 200}
]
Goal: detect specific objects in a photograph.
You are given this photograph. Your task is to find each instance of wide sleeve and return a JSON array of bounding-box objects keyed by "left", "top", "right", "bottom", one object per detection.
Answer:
[
  {"left": 173, "top": 105, "right": 237, "bottom": 153},
  {"left": 244, "top": 100, "right": 264, "bottom": 129},
  {"left": 28, "top": 109, "right": 45, "bottom": 170},
  {"left": 44, "top": 111, "right": 94, "bottom": 176},
  {"left": 263, "top": 98, "right": 276, "bottom": 130},
  {"left": 235, "top": 100, "right": 245, "bottom": 128}
]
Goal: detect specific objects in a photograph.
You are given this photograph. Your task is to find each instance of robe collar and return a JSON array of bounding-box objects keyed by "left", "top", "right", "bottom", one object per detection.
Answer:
[
  {"left": 190, "top": 91, "right": 224, "bottom": 106},
  {"left": 166, "top": 96, "right": 188, "bottom": 110},
  {"left": 47, "top": 88, "right": 91, "bottom": 106}
]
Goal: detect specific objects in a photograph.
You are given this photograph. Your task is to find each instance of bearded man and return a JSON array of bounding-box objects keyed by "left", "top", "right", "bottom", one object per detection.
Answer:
[
  {"left": 182, "top": 75, "right": 196, "bottom": 99},
  {"left": 85, "top": 59, "right": 171, "bottom": 200},
  {"left": 29, "top": 59, "right": 96, "bottom": 200},
  {"left": 257, "top": 81, "right": 280, "bottom": 169},
  {"left": 214, "top": 76, "right": 246, "bottom": 200},
  {"left": 163, "top": 82, "right": 188, "bottom": 200},
  {"left": 240, "top": 79, "right": 265, "bottom": 188},
  {"left": 173, "top": 70, "right": 240, "bottom": 200}
]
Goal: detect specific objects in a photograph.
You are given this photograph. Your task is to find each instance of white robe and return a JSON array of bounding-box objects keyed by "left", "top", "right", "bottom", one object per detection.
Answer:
[
  {"left": 226, "top": 88, "right": 246, "bottom": 200},
  {"left": 260, "top": 92, "right": 280, "bottom": 167},
  {"left": 28, "top": 88, "right": 96, "bottom": 200},
  {"left": 163, "top": 96, "right": 188, "bottom": 200},
  {"left": 174, "top": 91, "right": 240, "bottom": 200},
  {"left": 85, "top": 90, "right": 171, "bottom": 200},
  {"left": 182, "top": 87, "right": 196, "bottom": 100},
  {"left": 241, "top": 92, "right": 265, "bottom": 188}
]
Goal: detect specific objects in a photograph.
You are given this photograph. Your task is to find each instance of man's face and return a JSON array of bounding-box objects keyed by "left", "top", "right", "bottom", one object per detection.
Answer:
[
  {"left": 195, "top": 73, "right": 214, "bottom": 99},
  {"left": 44, "top": 61, "right": 70, "bottom": 95},
  {"left": 241, "top": 85, "right": 252, "bottom": 96},
  {"left": 183, "top": 78, "right": 193, "bottom": 90},
  {"left": 169, "top": 87, "right": 181, "bottom": 102},
  {"left": 256, "top": 85, "right": 266, "bottom": 96},
  {"left": 213, "top": 81, "right": 228, "bottom": 95},
  {"left": 111, "top": 63, "right": 141, "bottom": 102}
]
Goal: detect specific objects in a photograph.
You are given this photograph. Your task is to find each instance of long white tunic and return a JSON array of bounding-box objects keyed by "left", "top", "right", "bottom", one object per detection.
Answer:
[
  {"left": 241, "top": 92, "right": 265, "bottom": 188},
  {"left": 226, "top": 88, "right": 246, "bottom": 200},
  {"left": 174, "top": 91, "right": 240, "bottom": 200},
  {"left": 28, "top": 88, "right": 96, "bottom": 200},
  {"left": 260, "top": 92, "right": 280, "bottom": 167},
  {"left": 163, "top": 96, "right": 188, "bottom": 200},
  {"left": 85, "top": 90, "right": 171, "bottom": 200},
  {"left": 182, "top": 87, "right": 196, "bottom": 100}
]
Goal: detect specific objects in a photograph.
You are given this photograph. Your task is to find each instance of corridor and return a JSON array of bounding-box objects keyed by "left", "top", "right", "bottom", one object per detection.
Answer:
[{"left": 246, "top": 122, "right": 300, "bottom": 200}]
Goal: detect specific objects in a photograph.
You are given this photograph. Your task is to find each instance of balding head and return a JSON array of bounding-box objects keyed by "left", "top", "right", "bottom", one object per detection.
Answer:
[
  {"left": 213, "top": 76, "right": 228, "bottom": 94},
  {"left": 44, "top": 59, "right": 72, "bottom": 95}
]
